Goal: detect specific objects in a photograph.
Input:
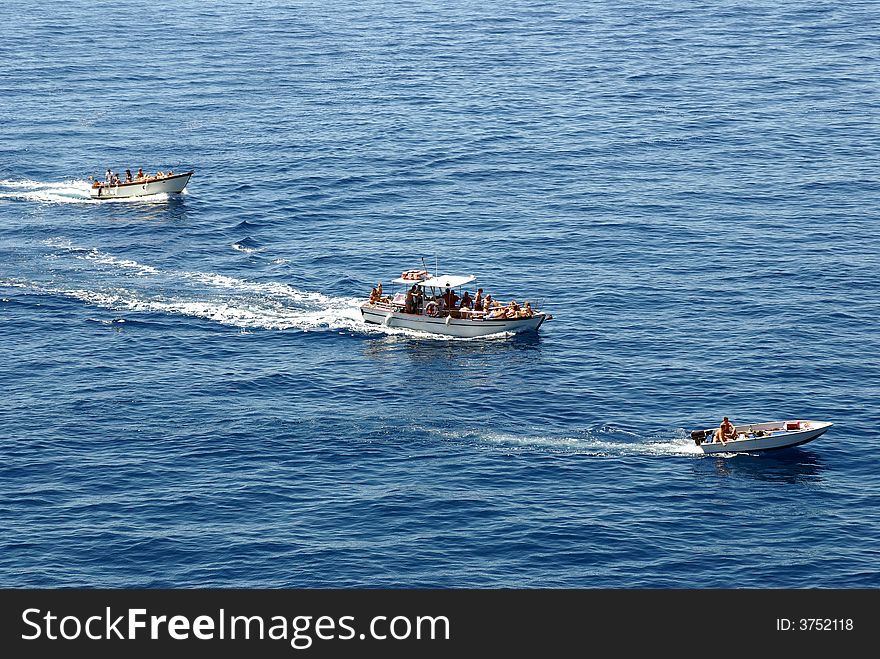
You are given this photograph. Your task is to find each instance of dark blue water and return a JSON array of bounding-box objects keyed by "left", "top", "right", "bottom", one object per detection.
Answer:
[{"left": 1, "top": 0, "right": 879, "bottom": 588}]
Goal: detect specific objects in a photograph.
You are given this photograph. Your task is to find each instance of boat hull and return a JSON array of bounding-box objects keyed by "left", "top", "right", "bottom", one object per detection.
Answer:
[
  {"left": 697, "top": 420, "right": 832, "bottom": 454},
  {"left": 361, "top": 303, "right": 546, "bottom": 337},
  {"left": 89, "top": 171, "right": 193, "bottom": 199}
]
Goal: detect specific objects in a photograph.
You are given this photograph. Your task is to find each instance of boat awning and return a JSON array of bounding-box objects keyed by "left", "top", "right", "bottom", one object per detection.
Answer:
[{"left": 394, "top": 274, "right": 476, "bottom": 289}]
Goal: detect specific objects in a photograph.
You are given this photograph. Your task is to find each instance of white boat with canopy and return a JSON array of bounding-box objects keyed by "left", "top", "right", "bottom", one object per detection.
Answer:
[
  {"left": 360, "top": 269, "right": 550, "bottom": 338},
  {"left": 691, "top": 420, "right": 832, "bottom": 454}
]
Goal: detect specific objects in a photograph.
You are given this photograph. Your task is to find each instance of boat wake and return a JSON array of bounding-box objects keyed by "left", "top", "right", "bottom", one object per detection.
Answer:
[
  {"left": 426, "top": 425, "right": 705, "bottom": 457},
  {"left": 1, "top": 241, "right": 526, "bottom": 340},
  {"left": 1, "top": 241, "right": 362, "bottom": 332},
  {"left": 0, "top": 179, "right": 169, "bottom": 204}
]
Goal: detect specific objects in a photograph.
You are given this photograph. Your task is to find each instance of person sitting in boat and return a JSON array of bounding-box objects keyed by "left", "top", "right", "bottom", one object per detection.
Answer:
[
  {"left": 156, "top": 170, "right": 165, "bottom": 178},
  {"left": 517, "top": 301, "right": 533, "bottom": 318},
  {"left": 136, "top": 168, "right": 145, "bottom": 180},
  {"left": 498, "top": 300, "right": 519, "bottom": 319},
  {"left": 369, "top": 287, "right": 380, "bottom": 304},
  {"left": 713, "top": 417, "right": 736, "bottom": 444},
  {"left": 125, "top": 169, "right": 133, "bottom": 183},
  {"left": 460, "top": 291, "right": 473, "bottom": 310}
]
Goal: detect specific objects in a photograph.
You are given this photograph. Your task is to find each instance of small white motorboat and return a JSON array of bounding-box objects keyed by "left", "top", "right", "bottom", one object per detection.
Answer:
[
  {"left": 691, "top": 420, "right": 833, "bottom": 454},
  {"left": 89, "top": 170, "right": 193, "bottom": 199},
  {"left": 360, "top": 269, "right": 551, "bottom": 338}
]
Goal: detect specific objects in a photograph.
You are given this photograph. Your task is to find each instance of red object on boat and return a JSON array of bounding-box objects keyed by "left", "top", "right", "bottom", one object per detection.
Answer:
[{"left": 786, "top": 421, "right": 801, "bottom": 430}]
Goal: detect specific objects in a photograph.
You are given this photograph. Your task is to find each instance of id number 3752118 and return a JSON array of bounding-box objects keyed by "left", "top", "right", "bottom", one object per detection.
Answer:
[{"left": 776, "top": 618, "right": 854, "bottom": 631}]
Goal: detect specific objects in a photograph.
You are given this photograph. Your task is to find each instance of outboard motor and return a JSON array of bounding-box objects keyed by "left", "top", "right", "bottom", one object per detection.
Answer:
[{"left": 691, "top": 429, "right": 707, "bottom": 445}]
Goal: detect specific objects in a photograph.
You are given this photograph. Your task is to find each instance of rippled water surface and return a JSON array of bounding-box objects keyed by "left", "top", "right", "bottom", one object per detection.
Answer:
[{"left": 1, "top": 0, "right": 879, "bottom": 588}]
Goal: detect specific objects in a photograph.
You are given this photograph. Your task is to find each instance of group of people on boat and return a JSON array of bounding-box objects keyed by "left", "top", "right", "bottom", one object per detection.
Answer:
[
  {"left": 368, "top": 282, "right": 390, "bottom": 304},
  {"left": 438, "top": 286, "right": 533, "bottom": 319},
  {"left": 89, "top": 167, "right": 175, "bottom": 188},
  {"left": 369, "top": 282, "right": 533, "bottom": 320}
]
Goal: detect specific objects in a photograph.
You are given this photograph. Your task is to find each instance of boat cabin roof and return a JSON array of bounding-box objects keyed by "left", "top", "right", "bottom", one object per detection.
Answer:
[{"left": 390, "top": 274, "right": 476, "bottom": 288}]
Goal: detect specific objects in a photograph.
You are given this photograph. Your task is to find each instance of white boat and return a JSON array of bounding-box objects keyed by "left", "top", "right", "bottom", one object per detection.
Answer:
[
  {"left": 360, "top": 270, "right": 551, "bottom": 338},
  {"left": 691, "top": 420, "right": 833, "bottom": 454},
  {"left": 89, "top": 170, "right": 193, "bottom": 199}
]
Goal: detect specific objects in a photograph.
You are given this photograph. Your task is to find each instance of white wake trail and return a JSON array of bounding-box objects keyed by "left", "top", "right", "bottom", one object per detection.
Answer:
[
  {"left": 428, "top": 426, "right": 704, "bottom": 456},
  {"left": 0, "top": 179, "right": 170, "bottom": 204}
]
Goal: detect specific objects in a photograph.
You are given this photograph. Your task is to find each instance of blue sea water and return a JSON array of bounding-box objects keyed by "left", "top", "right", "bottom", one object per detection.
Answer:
[{"left": 1, "top": 0, "right": 879, "bottom": 588}]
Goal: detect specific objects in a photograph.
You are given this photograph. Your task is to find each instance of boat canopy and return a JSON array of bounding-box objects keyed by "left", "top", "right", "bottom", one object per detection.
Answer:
[{"left": 391, "top": 274, "right": 476, "bottom": 288}]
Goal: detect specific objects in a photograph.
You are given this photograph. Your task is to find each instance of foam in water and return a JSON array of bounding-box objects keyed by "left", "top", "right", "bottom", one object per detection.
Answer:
[
  {"left": 16, "top": 280, "right": 364, "bottom": 332},
  {"left": 180, "top": 271, "right": 335, "bottom": 305},
  {"left": 426, "top": 425, "right": 706, "bottom": 456}
]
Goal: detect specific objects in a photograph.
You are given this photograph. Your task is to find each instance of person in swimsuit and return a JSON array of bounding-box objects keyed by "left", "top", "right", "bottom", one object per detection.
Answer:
[
  {"left": 473, "top": 288, "right": 483, "bottom": 310},
  {"left": 714, "top": 417, "right": 736, "bottom": 445}
]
